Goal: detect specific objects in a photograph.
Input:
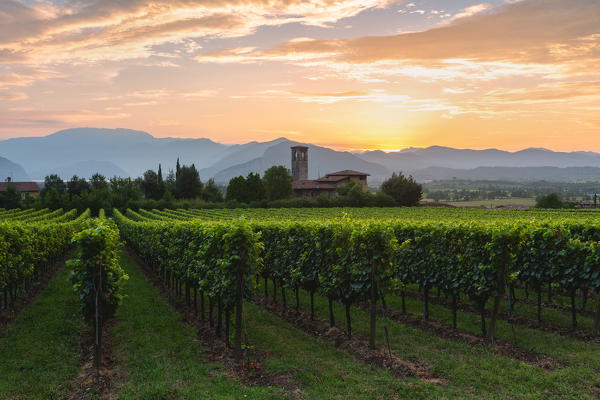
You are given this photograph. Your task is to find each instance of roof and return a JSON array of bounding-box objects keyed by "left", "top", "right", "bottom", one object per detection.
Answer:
[
  {"left": 292, "top": 180, "right": 337, "bottom": 190},
  {"left": 324, "top": 170, "right": 370, "bottom": 177},
  {"left": 0, "top": 182, "right": 40, "bottom": 192},
  {"left": 316, "top": 175, "right": 349, "bottom": 183},
  {"left": 291, "top": 145, "right": 308, "bottom": 150}
]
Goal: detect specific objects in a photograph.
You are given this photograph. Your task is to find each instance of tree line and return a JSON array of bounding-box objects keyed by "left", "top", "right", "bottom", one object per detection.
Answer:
[{"left": 0, "top": 162, "right": 422, "bottom": 212}]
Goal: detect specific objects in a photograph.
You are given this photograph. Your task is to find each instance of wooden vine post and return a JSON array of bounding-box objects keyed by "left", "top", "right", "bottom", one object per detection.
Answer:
[
  {"left": 369, "top": 258, "right": 377, "bottom": 349},
  {"left": 234, "top": 252, "right": 245, "bottom": 364},
  {"left": 94, "top": 262, "right": 103, "bottom": 376}
]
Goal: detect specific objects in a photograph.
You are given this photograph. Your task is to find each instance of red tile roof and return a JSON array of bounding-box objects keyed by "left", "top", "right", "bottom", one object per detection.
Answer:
[
  {"left": 292, "top": 180, "right": 337, "bottom": 190},
  {"left": 324, "top": 170, "right": 370, "bottom": 177},
  {"left": 0, "top": 182, "right": 40, "bottom": 192},
  {"left": 316, "top": 175, "right": 348, "bottom": 182}
]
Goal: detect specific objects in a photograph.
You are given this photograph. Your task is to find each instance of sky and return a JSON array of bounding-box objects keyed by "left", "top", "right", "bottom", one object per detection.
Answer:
[{"left": 0, "top": 0, "right": 599, "bottom": 152}]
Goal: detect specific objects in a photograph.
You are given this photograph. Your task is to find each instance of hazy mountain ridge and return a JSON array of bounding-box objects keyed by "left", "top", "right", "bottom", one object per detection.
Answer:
[
  {"left": 210, "top": 140, "right": 390, "bottom": 183},
  {"left": 0, "top": 156, "right": 29, "bottom": 181},
  {"left": 359, "top": 146, "right": 600, "bottom": 170},
  {"left": 2, "top": 128, "right": 600, "bottom": 183},
  {"left": 412, "top": 166, "right": 600, "bottom": 182}
]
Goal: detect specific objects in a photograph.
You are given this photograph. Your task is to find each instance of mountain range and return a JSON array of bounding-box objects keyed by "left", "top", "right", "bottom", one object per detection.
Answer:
[{"left": 1, "top": 128, "right": 600, "bottom": 183}]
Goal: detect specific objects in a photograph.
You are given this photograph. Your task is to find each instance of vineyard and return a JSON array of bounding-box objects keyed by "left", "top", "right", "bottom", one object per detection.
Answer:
[{"left": 1, "top": 207, "right": 600, "bottom": 398}]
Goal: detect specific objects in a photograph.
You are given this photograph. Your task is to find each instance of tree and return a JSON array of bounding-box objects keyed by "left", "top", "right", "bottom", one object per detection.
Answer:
[
  {"left": 141, "top": 169, "right": 162, "bottom": 200},
  {"left": 43, "top": 174, "right": 66, "bottom": 194},
  {"left": 165, "top": 169, "right": 176, "bottom": 194},
  {"left": 202, "top": 178, "right": 224, "bottom": 202},
  {"left": 110, "top": 176, "right": 141, "bottom": 209},
  {"left": 1, "top": 183, "right": 21, "bottom": 209},
  {"left": 90, "top": 173, "right": 108, "bottom": 191},
  {"left": 41, "top": 174, "right": 68, "bottom": 209},
  {"left": 226, "top": 176, "right": 247, "bottom": 203},
  {"left": 176, "top": 164, "right": 203, "bottom": 199},
  {"left": 67, "top": 175, "right": 90, "bottom": 199},
  {"left": 380, "top": 172, "right": 422, "bottom": 206},
  {"left": 263, "top": 166, "right": 293, "bottom": 201},
  {"left": 245, "top": 172, "right": 266, "bottom": 202},
  {"left": 535, "top": 193, "right": 564, "bottom": 209}
]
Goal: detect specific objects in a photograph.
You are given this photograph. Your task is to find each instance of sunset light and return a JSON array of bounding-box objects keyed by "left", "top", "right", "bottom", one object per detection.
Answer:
[{"left": 1, "top": 0, "right": 598, "bottom": 151}]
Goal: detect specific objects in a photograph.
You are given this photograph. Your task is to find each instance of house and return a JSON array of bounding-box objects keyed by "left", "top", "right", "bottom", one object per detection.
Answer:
[
  {"left": 0, "top": 177, "right": 40, "bottom": 199},
  {"left": 291, "top": 146, "right": 370, "bottom": 198}
]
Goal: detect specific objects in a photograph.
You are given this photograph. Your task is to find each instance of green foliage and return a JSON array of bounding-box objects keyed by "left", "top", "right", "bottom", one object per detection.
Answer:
[
  {"left": 202, "top": 178, "right": 224, "bottom": 202},
  {"left": 67, "top": 217, "right": 127, "bottom": 321},
  {"left": 380, "top": 172, "right": 422, "bottom": 206},
  {"left": 115, "top": 206, "right": 600, "bottom": 341},
  {"left": 175, "top": 163, "right": 203, "bottom": 199},
  {"left": 0, "top": 208, "right": 90, "bottom": 306},
  {"left": 141, "top": 169, "right": 164, "bottom": 200},
  {"left": 0, "top": 183, "right": 22, "bottom": 209},
  {"left": 535, "top": 193, "right": 569, "bottom": 209},
  {"left": 67, "top": 175, "right": 90, "bottom": 198},
  {"left": 263, "top": 165, "right": 293, "bottom": 201},
  {"left": 226, "top": 176, "right": 248, "bottom": 203}
]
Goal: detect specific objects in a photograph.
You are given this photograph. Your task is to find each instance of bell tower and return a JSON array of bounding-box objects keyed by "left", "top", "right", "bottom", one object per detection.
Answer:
[{"left": 291, "top": 146, "right": 308, "bottom": 181}]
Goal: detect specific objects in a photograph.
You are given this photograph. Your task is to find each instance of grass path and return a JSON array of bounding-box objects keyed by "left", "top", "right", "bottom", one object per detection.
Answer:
[
  {"left": 110, "top": 250, "right": 280, "bottom": 399},
  {"left": 0, "top": 266, "right": 83, "bottom": 399},
  {"left": 274, "top": 282, "right": 600, "bottom": 399},
  {"left": 117, "top": 249, "right": 444, "bottom": 399}
]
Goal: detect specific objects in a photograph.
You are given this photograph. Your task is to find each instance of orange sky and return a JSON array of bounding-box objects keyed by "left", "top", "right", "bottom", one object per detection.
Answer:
[{"left": 1, "top": 0, "right": 599, "bottom": 152}]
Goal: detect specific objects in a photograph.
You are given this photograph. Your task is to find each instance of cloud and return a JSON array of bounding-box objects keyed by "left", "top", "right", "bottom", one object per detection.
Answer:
[
  {"left": 444, "top": 3, "right": 491, "bottom": 23},
  {"left": 0, "top": 90, "right": 28, "bottom": 101},
  {"left": 198, "top": 0, "right": 600, "bottom": 69},
  {"left": 0, "top": 0, "right": 398, "bottom": 65},
  {"left": 485, "top": 81, "right": 600, "bottom": 104},
  {"left": 235, "top": 88, "right": 457, "bottom": 111}
]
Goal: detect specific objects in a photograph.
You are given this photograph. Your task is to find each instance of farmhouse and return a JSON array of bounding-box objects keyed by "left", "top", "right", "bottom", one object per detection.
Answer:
[
  {"left": 0, "top": 177, "right": 40, "bottom": 199},
  {"left": 291, "top": 146, "right": 369, "bottom": 198}
]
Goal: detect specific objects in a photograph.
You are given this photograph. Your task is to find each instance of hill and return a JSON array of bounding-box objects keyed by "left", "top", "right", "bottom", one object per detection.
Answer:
[
  {"left": 3, "top": 128, "right": 600, "bottom": 183},
  {"left": 0, "top": 156, "right": 30, "bottom": 181}
]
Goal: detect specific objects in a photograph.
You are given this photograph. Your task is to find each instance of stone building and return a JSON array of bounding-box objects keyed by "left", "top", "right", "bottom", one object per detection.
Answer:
[{"left": 291, "top": 146, "right": 369, "bottom": 198}]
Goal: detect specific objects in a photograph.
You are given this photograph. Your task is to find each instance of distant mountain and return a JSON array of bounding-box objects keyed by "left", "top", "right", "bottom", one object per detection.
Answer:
[
  {"left": 210, "top": 139, "right": 389, "bottom": 183},
  {"left": 3, "top": 127, "right": 600, "bottom": 183},
  {"left": 31, "top": 160, "right": 128, "bottom": 181},
  {"left": 358, "top": 146, "right": 600, "bottom": 171},
  {"left": 0, "top": 128, "right": 230, "bottom": 179},
  {"left": 411, "top": 166, "right": 600, "bottom": 182},
  {"left": 198, "top": 137, "right": 291, "bottom": 179},
  {"left": 0, "top": 156, "right": 29, "bottom": 181}
]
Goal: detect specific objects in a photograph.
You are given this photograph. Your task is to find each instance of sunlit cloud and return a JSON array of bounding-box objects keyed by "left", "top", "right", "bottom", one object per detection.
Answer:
[
  {"left": 0, "top": 90, "right": 28, "bottom": 101},
  {"left": 1, "top": 0, "right": 599, "bottom": 151},
  {"left": 0, "top": 0, "right": 398, "bottom": 66}
]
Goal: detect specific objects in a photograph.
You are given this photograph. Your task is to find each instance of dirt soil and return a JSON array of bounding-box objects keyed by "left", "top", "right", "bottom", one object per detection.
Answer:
[
  {"left": 253, "top": 295, "right": 444, "bottom": 384},
  {"left": 405, "top": 289, "right": 600, "bottom": 344},
  {"left": 67, "top": 320, "right": 117, "bottom": 400},
  {"left": 359, "top": 302, "right": 564, "bottom": 370},
  {"left": 127, "top": 247, "right": 305, "bottom": 400}
]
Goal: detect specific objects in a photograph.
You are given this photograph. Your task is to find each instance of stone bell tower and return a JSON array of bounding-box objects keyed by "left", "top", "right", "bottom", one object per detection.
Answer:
[{"left": 291, "top": 145, "right": 308, "bottom": 181}]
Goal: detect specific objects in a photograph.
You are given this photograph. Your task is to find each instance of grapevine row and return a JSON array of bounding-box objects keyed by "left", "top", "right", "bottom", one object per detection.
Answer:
[
  {"left": 0, "top": 208, "right": 91, "bottom": 312},
  {"left": 115, "top": 208, "right": 600, "bottom": 348}
]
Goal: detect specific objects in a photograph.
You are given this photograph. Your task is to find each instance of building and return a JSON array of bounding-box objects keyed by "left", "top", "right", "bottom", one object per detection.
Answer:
[
  {"left": 0, "top": 177, "right": 40, "bottom": 199},
  {"left": 291, "top": 146, "right": 369, "bottom": 198}
]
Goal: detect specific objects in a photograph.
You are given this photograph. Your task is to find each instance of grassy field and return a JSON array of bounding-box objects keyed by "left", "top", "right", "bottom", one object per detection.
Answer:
[
  {"left": 111, "top": 250, "right": 422, "bottom": 399},
  {"left": 424, "top": 197, "right": 537, "bottom": 208},
  {"left": 2, "top": 248, "right": 599, "bottom": 399},
  {"left": 0, "top": 266, "right": 83, "bottom": 399},
  {"left": 113, "top": 250, "right": 600, "bottom": 399}
]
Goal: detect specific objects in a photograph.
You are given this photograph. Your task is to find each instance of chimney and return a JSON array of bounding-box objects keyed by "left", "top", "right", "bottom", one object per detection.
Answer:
[{"left": 6, "top": 177, "right": 11, "bottom": 182}]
